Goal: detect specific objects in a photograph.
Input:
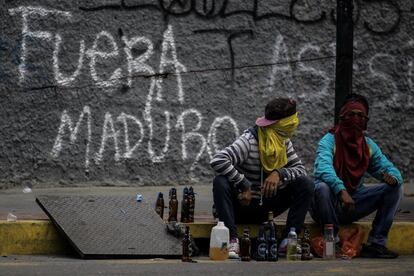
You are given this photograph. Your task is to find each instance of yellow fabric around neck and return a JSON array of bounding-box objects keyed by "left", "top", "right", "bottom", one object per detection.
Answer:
[{"left": 258, "top": 112, "right": 299, "bottom": 173}]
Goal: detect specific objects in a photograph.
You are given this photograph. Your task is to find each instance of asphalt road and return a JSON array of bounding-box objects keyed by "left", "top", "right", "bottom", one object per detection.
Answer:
[{"left": 1, "top": 255, "right": 414, "bottom": 276}]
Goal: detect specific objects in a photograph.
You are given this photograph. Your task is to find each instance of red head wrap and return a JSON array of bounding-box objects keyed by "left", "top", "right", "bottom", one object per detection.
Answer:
[{"left": 332, "top": 101, "right": 370, "bottom": 192}]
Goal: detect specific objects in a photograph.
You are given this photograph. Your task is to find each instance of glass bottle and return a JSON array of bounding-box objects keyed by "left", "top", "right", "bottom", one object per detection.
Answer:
[
  {"left": 240, "top": 228, "right": 251, "bottom": 262},
  {"left": 301, "top": 226, "right": 313, "bottom": 260},
  {"left": 286, "top": 227, "right": 297, "bottom": 261},
  {"left": 168, "top": 188, "right": 178, "bottom": 222},
  {"left": 323, "top": 224, "right": 335, "bottom": 259},
  {"left": 267, "top": 223, "right": 278, "bottom": 261},
  {"left": 182, "top": 226, "right": 191, "bottom": 262},
  {"left": 256, "top": 226, "right": 267, "bottom": 261},
  {"left": 155, "top": 192, "right": 164, "bottom": 219},
  {"left": 188, "top": 186, "right": 195, "bottom": 223},
  {"left": 180, "top": 187, "right": 189, "bottom": 223}
]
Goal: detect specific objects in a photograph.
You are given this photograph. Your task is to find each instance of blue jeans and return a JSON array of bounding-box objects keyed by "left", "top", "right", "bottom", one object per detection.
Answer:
[
  {"left": 310, "top": 181, "right": 403, "bottom": 246},
  {"left": 213, "top": 175, "right": 314, "bottom": 239}
]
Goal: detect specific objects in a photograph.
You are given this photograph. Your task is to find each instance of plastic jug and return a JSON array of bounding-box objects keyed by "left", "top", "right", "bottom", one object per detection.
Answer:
[{"left": 209, "top": 221, "right": 229, "bottom": 260}]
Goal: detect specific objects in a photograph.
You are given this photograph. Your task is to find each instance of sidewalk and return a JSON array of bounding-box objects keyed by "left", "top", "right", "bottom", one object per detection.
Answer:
[{"left": 1, "top": 184, "right": 414, "bottom": 256}]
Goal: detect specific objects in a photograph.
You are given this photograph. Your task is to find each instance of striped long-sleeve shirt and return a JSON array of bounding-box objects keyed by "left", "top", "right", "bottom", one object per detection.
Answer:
[{"left": 210, "top": 127, "right": 307, "bottom": 199}]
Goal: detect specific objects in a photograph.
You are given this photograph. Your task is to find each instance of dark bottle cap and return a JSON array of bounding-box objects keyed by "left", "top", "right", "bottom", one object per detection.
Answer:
[{"left": 170, "top": 188, "right": 177, "bottom": 199}]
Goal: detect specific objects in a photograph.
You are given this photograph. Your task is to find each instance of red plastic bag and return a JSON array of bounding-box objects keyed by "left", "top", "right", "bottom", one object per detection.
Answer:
[
  {"left": 310, "top": 236, "right": 324, "bottom": 258},
  {"left": 311, "top": 224, "right": 366, "bottom": 259},
  {"left": 338, "top": 224, "right": 365, "bottom": 258}
]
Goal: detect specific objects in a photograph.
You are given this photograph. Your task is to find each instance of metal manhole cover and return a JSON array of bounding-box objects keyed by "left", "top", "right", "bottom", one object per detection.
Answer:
[{"left": 36, "top": 195, "right": 181, "bottom": 258}]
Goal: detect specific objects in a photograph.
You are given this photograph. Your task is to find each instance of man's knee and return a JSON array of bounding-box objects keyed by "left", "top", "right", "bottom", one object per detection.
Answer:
[
  {"left": 213, "top": 175, "right": 232, "bottom": 195},
  {"left": 295, "top": 176, "right": 314, "bottom": 196},
  {"left": 314, "top": 181, "right": 334, "bottom": 201},
  {"left": 385, "top": 183, "right": 404, "bottom": 201}
]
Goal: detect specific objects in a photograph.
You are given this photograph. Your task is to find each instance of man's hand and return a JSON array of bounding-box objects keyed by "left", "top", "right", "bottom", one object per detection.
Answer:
[
  {"left": 340, "top": 190, "right": 355, "bottom": 213},
  {"left": 238, "top": 188, "right": 252, "bottom": 207},
  {"left": 382, "top": 171, "right": 397, "bottom": 186},
  {"left": 262, "top": 171, "right": 280, "bottom": 199}
]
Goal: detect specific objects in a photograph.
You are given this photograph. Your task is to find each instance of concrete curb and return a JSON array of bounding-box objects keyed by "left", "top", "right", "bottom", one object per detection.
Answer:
[
  {"left": 0, "top": 221, "right": 69, "bottom": 256},
  {"left": 188, "top": 222, "right": 414, "bottom": 255},
  {"left": 1, "top": 220, "right": 414, "bottom": 256}
]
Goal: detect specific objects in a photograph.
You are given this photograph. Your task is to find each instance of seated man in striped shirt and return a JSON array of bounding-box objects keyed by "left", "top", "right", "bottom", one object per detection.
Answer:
[{"left": 210, "top": 98, "right": 314, "bottom": 259}]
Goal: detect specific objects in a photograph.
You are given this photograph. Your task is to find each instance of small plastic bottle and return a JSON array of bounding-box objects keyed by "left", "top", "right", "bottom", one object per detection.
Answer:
[
  {"left": 323, "top": 224, "right": 335, "bottom": 259},
  {"left": 286, "top": 227, "right": 297, "bottom": 261}
]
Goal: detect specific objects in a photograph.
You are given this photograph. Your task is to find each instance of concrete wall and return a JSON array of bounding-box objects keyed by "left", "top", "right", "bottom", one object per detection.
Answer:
[{"left": 1, "top": 0, "right": 413, "bottom": 188}]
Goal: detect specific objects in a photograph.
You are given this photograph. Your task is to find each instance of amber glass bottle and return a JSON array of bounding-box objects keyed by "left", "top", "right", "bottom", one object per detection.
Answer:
[
  {"left": 241, "top": 228, "right": 251, "bottom": 261},
  {"left": 168, "top": 188, "right": 178, "bottom": 222}
]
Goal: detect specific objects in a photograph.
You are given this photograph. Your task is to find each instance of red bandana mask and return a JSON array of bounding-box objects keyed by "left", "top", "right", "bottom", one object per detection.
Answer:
[{"left": 331, "top": 101, "right": 370, "bottom": 192}]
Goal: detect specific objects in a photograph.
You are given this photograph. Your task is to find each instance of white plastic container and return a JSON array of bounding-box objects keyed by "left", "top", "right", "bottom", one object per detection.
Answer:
[{"left": 209, "top": 221, "right": 229, "bottom": 260}]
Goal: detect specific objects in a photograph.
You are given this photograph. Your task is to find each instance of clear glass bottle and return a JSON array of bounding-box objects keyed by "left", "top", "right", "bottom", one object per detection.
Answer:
[
  {"left": 286, "top": 227, "right": 297, "bottom": 261},
  {"left": 323, "top": 224, "right": 335, "bottom": 259}
]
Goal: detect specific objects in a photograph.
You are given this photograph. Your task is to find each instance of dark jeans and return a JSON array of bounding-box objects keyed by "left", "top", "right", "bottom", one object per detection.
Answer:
[
  {"left": 310, "top": 181, "right": 403, "bottom": 246},
  {"left": 213, "top": 175, "right": 314, "bottom": 239}
]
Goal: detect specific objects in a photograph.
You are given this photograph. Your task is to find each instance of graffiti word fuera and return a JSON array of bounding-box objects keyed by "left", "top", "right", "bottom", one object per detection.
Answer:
[{"left": 9, "top": 6, "right": 186, "bottom": 91}]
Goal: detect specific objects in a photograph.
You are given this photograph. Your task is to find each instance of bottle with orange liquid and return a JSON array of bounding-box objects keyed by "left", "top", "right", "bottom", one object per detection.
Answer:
[{"left": 209, "top": 221, "right": 229, "bottom": 260}]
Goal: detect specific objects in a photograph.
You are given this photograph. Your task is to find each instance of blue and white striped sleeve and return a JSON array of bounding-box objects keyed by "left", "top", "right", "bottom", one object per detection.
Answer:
[
  {"left": 278, "top": 139, "right": 307, "bottom": 185},
  {"left": 210, "top": 133, "right": 252, "bottom": 191}
]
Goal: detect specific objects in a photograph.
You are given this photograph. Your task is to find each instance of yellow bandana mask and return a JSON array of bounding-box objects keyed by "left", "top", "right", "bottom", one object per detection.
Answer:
[{"left": 258, "top": 112, "right": 299, "bottom": 173}]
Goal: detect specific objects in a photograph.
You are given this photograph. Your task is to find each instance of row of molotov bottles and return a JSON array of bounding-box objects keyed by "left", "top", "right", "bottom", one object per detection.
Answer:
[
  {"left": 191, "top": 211, "right": 315, "bottom": 262},
  {"left": 181, "top": 212, "right": 336, "bottom": 262},
  {"left": 155, "top": 187, "right": 195, "bottom": 223},
  {"left": 238, "top": 211, "right": 314, "bottom": 262},
  {"left": 182, "top": 211, "right": 337, "bottom": 262}
]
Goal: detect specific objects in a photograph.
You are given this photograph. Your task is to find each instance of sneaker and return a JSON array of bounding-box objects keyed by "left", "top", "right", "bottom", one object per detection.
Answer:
[
  {"left": 228, "top": 238, "right": 240, "bottom": 259},
  {"left": 278, "top": 238, "right": 288, "bottom": 257},
  {"left": 360, "top": 243, "right": 399, "bottom": 259}
]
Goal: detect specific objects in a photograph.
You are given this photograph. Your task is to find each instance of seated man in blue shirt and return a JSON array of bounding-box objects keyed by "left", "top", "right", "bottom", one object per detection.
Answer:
[{"left": 311, "top": 93, "right": 403, "bottom": 259}]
